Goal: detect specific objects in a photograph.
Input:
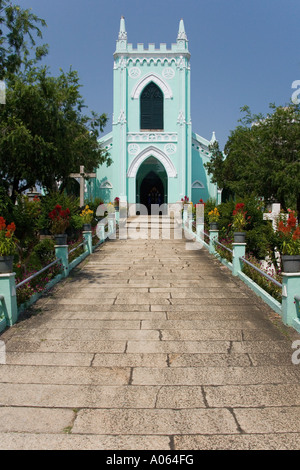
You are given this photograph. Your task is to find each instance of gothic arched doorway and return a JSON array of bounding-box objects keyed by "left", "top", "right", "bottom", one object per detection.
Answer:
[{"left": 136, "top": 156, "right": 168, "bottom": 214}]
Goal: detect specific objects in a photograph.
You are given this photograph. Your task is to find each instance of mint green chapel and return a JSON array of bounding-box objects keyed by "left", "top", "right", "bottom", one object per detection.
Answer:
[{"left": 92, "top": 17, "right": 220, "bottom": 207}]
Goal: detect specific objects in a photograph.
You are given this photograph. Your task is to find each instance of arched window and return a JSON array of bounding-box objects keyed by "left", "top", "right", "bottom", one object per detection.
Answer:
[{"left": 140, "top": 82, "right": 163, "bottom": 130}]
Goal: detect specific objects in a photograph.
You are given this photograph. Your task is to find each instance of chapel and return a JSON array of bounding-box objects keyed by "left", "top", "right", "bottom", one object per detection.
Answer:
[{"left": 89, "top": 17, "right": 220, "bottom": 208}]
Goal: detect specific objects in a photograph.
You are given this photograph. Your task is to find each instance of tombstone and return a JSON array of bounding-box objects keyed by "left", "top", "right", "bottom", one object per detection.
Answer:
[
  {"left": 263, "top": 203, "right": 282, "bottom": 230},
  {"left": 262, "top": 203, "right": 283, "bottom": 273},
  {"left": 26, "top": 187, "right": 41, "bottom": 202}
]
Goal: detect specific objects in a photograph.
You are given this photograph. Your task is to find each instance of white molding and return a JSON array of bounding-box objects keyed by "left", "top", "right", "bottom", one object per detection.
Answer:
[
  {"left": 192, "top": 180, "right": 204, "bottom": 189},
  {"left": 127, "top": 132, "right": 177, "bottom": 143},
  {"left": 100, "top": 180, "right": 113, "bottom": 189},
  {"left": 131, "top": 73, "right": 173, "bottom": 99},
  {"left": 127, "top": 145, "right": 177, "bottom": 178}
]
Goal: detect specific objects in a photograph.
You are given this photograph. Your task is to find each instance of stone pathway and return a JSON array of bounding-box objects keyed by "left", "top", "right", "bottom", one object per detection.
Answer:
[{"left": 1, "top": 216, "right": 300, "bottom": 450}]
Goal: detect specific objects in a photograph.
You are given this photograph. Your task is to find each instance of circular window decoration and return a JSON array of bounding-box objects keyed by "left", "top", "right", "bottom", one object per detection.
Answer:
[
  {"left": 129, "top": 67, "right": 141, "bottom": 79},
  {"left": 128, "top": 143, "right": 140, "bottom": 155},
  {"left": 162, "top": 68, "right": 175, "bottom": 80},
  {"left": 164, "top": 143, "right": 177, "bottom": 155}
]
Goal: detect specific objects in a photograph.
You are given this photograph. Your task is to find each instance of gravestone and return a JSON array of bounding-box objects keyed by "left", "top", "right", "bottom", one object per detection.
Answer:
[{"left": 263, "top": 203, "right": 282, "bottom": 230}]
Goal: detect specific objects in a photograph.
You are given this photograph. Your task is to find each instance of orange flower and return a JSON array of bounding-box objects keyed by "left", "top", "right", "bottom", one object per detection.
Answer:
[
  {"left": 277, "top": 220, "right": 290, "bottom": 234},
  {"left": 293, "top": 226, "right": 300, "bottom": 240},
  {"left": 287, "top": 211, "right": 297, "bottom": 228},
  {"left": 6, "top": 222, "right": 16, "bottom": 233}
]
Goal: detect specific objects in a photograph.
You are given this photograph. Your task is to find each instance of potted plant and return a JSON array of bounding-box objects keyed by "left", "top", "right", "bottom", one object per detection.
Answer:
[
  {"left": 48, "top": 205, "right": 70, "bottom": 245},
  {"left": 276, "top": 209, "right": 300, "bottom": 272},
  {"left": 208, "top": 207, "right": 220, "bottom": 230},
  {"left": 232, "top": 203, "right": 248, "bottom": 242},
  {"left": 80, "top": 205, "right": 94, "bottom": 231},
  {"left": 0, "top": 218, "right": 17, "bottom": 273}
]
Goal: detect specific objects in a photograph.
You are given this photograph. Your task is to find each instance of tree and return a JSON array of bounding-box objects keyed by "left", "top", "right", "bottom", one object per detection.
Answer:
[
  {"left": 0, "top": 0, "right": 47, "bottom": 79},
  {"left": 0, "top": 66, "right": 111, "bottom": 200},
  {"left": 205, "top": 104, "right": 300, "bottom": 216}
]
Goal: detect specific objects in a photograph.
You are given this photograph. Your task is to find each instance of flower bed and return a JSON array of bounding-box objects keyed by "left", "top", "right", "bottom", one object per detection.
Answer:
[
  {"left": 16, "top": 261, "right": 62, "bottom": 306},
  {"left": 68, "top": 235, "right": 86, "bottom": 262},
  {"left": 215, "top": 236, "right": 233, "bottom": 263},
  {"left": 242, "top": 254, "right": 282, "bottom": 303}
]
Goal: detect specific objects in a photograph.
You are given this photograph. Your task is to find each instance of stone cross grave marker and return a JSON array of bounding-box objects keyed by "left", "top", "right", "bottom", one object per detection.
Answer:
[
  {"left": 69, "top": 166, "right": 96, "bottom": 206},
  {"left": 263, "top": 203, "right": 282, "bottom": 230}
]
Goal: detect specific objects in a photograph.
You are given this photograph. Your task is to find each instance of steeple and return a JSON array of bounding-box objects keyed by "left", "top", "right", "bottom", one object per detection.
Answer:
[
  {"left": 177, "top": 18, "right": 188, "bottom": 52},
  {"left": 116, "top": 16, "right": 127, "bottom": 52},
  {"left": 210, "top": 131, "right": 217, "bottom": 144},
  {"left": 177, "top": 19, "right": 188, "bottom": 41},
  {"left": 118, "top": 16, "right": 127, "bottom": 40}
]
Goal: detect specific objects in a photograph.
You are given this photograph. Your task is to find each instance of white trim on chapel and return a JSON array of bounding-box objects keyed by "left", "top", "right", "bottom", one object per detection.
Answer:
[
  {"left": 127, "top": 145, "right": 177, "bottom": 178},
  {"left": 131, "top": 73, "right": 173, "bottom": 99}
]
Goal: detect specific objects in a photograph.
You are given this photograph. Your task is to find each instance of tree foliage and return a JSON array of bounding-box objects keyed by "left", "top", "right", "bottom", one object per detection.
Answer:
[
  {"left": 0, "top": 0, "right": 47, "bottom": 78},
  {"left": 205, "top": 104, "right": 300, "bottom": 216},
  {"left": 0, "top": 67, "right": 111, "bottom": 199},
  {"left": 0, "top": 1, "right": 111, "bottom": 201}
]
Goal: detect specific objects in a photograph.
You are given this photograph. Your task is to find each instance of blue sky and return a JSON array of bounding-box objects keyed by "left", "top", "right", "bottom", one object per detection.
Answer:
[{"left": 16, "top": 0, "right": 300, "bottom": 149}]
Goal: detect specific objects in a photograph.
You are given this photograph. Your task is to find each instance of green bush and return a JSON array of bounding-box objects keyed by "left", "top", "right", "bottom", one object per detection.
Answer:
[{"left": 31, "top": 239, "right": 56, "bottom": 266}]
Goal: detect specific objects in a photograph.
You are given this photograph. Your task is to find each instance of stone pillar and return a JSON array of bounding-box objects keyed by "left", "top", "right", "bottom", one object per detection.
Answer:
[
  {"left": 282, "top": 272, "right": 300, "bottom": 326},
  {"left": 108, "top": 213, "right": 116, "bottom": 237},
  {"left": 55, "top": 245, "right": 69, "bottom": 278},
  {"left": 97, "top": 223, "right": 105, "bottom": 243},
  {"left": 232, "top": 243, "right": 246, "bottom": 276},
  {"left": 209, "top": 229, "right": 219, "bottom": 255},
  {"left": 196, "top": 203, "right": 205, "bottom": 240},
  {"left": 196, "top": 218, "right": 204, "bottom": 240},
  {"left": 83, "top": 231, "right": 92, "bottom": 255},
  {"left": 183, "top": 208, "right": 187, "bottom": 226},
  {"left": 0, "top": 273, "right": 18, "bottom": 326}
]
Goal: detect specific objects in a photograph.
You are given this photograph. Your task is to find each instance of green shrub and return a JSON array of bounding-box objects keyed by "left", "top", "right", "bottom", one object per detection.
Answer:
[{"left": 32, "top": 239, "right": 56, "bottom": 266}]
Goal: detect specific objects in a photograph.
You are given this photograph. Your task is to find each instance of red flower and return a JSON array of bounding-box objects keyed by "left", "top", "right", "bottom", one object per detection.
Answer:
[
  {"left": 287, "top": 211, "right": 297, "bottom": 228},
  {"left": 6, "top": 222, "right": 16, "bottom": 233},
  {"left": 293, "top": 226, "right": 300, "bottom": 240},
  {"left": 0, "top": 217, "right": 6, "bottom": 230}
]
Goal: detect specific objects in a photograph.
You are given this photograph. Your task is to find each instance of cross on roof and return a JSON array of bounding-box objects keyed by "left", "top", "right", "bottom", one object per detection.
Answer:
[{"left": 69, "top": 165, "right": 96, "bottom": 206}]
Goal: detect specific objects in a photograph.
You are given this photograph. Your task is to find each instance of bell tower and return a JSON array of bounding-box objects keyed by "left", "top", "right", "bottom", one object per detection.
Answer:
[{"left": 111, "top": 17, "right": 192, "bottom": 204}]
